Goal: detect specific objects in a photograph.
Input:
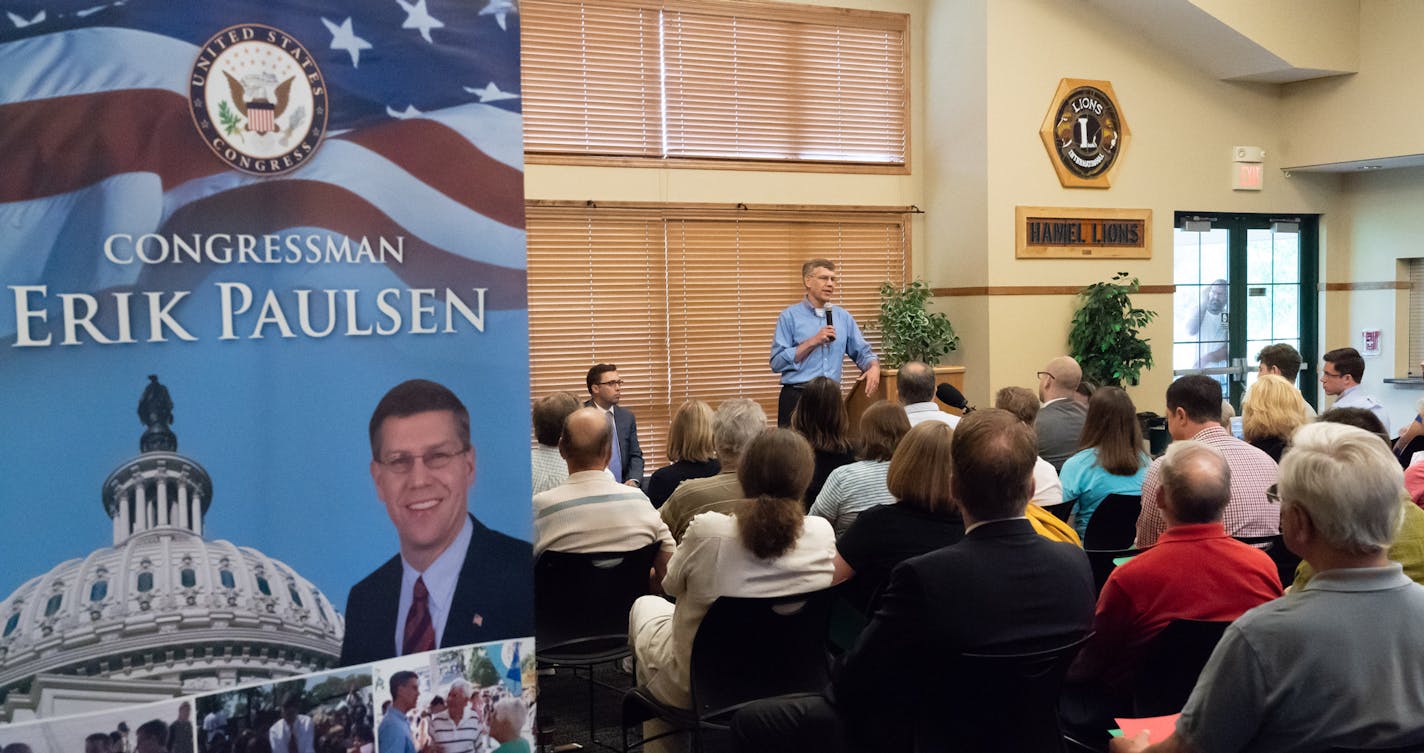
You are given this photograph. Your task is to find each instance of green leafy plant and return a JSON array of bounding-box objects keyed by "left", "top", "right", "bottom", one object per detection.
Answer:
[
  {"left": 218, "top": 100, "right": 244, "bottom": 139},
  {"left": 1068, "top": 271, "right": 1158, "bottom": 387},
  {"left": 874, "top": 278, "right": 959, "bottom": 367}
]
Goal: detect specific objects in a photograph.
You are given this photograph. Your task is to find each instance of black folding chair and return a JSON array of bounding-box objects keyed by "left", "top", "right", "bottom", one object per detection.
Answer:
[
  {"left": 535, "top": 542, "right": 660, "bottom": 751},
  {"left": 621, "top": 589, "right": 835, "bottom": 752},
  {"left": 1084, "top": 546, "right": 1147, "bottom": 595},
  {"left": 1131, "top": 619, "right": 1230, "bottom": 717},
  {"left": 1233, "top": 533, "right": 1301, "bottom": 589},
  {"left": 1043, "top": 499, "right": 1076, "bottom": 523},
  {"left": 1082, "top": 494, "right": 1142, "bottom": 550},
  {"left": 935, "top": 633, "right": 1094, "bottom": 753},
  {"left": 1327, "top": 744, "right": 1424, "bottom": 753}
]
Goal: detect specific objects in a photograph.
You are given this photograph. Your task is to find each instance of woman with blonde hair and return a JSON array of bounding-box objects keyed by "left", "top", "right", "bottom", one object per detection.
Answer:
[
  {"left": 629, "top": 429, "right": 837, "bottom": 714},
  {"left": 1242, "top": 373, "right": 1308, "bottom": 462},
  {"left": 834, "top": 421, "right": 964, "bottom": 611},
  {"left": 646, "top": 399, "right": 721, "bottom": 508}
]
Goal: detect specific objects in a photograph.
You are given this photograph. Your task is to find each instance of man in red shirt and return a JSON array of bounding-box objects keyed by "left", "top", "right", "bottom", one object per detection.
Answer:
[{"left": 1067, "top": 440, "right": 1282, "bottom": 727}]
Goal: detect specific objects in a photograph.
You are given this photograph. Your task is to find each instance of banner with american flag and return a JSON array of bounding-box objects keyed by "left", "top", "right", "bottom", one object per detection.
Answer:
[{"left": 0, "top": 0, "right": 532, "bottom": 719}]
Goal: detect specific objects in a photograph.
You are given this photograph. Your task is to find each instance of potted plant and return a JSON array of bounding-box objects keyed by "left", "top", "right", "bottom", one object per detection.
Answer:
[
  {"left": 1068, "top": 272, "right": 1157, "bottom": 387},
  {"left": 874, "top": 278, "right": 959, "bottom": 367}
]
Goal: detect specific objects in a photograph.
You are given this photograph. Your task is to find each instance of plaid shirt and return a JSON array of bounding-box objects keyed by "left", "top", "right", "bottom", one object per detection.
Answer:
[{"left": 1135, "top": 425, "right": 1280, "bottom": 547}]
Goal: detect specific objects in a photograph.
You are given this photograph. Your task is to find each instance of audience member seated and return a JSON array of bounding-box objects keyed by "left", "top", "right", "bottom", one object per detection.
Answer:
[
  {"left": 1059, "top": 386, "right": 1151, "bottom": 540},
  {"left": 834, "top": 421, "right": 964, "bottom": 613},
  {"left": 1113, "top": 422, "right": 1424, "bottom": 753},
  {"left": 791, "top": 376, "right": 856, "bottom": 508},
  {"left": 995, "top": 386, "right": 1066, "bottom": 508},
  {"left": 1036, "top": 355, "right": 1089, "bottom": 471},
  {"left": 1255, "top": 342, "right": 1315, "bottom": 419},
  {"left": 1392, "top": 396, "right": 1424, "bottom": 461},
  {"left": 1321, "top": 346, "right": 1392, "bottom": 436},
  {"left": 1076, "top": 380, "right": 1097, "bottom": 406},
  {"left": 531, "top": 392, "right": 581, "bottom": 496},
  {"left": 1136, "top": 375, "right": 1278, "bottom": 547},
  {"left": 646, "top": 399, "right": 721, "bottom": 509},
  {"left": 629, "top": 428, "right": 838, "bottom": 713},
  {"left": 732, "top": 409, "right": 1096, "bottom": 753},
  {"left": 660, "top": 398, "right": 766, "bottom": 542},
  {"left": 1294, "top": 408, "right": 1424, "bottom": 587},
  {"left": 532, "top": 408, "right": 675, "bottom": 580},
  {"left": 1065, "top": 441, "right": 1281, "bottom": 730},
  {"left": 1240, "top": 374, "right": 1306, "bottom": 462},
  {"left": 897, "top": 360, "right": 958, "bottom": 427},
  {"left": 809, "top": 400, "right": 909, "bottom": 537}
]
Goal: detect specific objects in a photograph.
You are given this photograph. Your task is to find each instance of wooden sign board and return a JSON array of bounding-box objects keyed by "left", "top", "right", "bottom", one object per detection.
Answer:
[{"left": 1016, "top": 206, "right": 1152, "bottom": 259}]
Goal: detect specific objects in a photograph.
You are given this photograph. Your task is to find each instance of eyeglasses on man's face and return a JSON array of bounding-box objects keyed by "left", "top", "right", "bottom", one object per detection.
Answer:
[
  {"left": 597, "top": 379, "right": 625, "bottom": 387},
  {"left": 376, "top": 445, "right": 470, "bottom": 474}
]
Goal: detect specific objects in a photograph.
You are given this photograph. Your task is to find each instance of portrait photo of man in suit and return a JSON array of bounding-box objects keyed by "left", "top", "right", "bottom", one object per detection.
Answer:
[
  {"left": 584, "top": 363, "right": 644, "bottom": 487},
  {"left": 339, "top": 379, "right": 533, "bottom": 666}
]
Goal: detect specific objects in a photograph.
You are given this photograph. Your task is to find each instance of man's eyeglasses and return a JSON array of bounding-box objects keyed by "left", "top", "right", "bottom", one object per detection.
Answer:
[
  {"left": 376, "top": 446, "right": 469, "bottom": 474},
  {"left": 597, "top": 379, "right": 625, "bottom": 387},
  {"left": 1036, "top": 371, "right": 1055, "bottom": 381}
]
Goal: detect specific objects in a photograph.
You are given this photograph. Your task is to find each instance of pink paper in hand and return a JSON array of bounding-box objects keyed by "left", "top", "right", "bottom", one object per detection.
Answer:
[{"left": 1114, "top": 714, "right": 1181, "bottom": 743}]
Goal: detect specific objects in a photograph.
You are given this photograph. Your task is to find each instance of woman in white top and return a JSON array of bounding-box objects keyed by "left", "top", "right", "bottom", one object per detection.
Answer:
[
  {"left": 809, "top": 400, "right": 910, "bottom": 536},
  {"left": 629, "top": 429, "right": 839, "bottom": 712}
]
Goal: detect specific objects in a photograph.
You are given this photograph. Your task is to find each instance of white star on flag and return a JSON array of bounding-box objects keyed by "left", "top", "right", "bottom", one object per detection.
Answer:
[
  {"left": 7, "top": 9, "right": 45, "bottom": 27},
  {"left": 463, "top": 82, "right": 519, "bottom": 103},
  {"left": 386, "top": 105, "right": 424, "bottom": 119},
  {"left": 396, "top": 0, "right": 444, "bottom": 44},
  {"left": 478, "top": 0, "right": 516, "bottom": 31},
  {"left": 322, "top": 16, "right": 373, "bottom": 68}
]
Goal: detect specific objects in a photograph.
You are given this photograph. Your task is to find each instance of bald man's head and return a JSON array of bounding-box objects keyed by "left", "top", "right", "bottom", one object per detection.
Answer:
[
  {"left": 1158, "top": 440, "right": 1231, "bottom": 525},
  {"left": 1039, "top": 356, "right": 1082, "bottom": 400},
  {"left": 559, "top": 407, "right": 613, "bottom": 472}
]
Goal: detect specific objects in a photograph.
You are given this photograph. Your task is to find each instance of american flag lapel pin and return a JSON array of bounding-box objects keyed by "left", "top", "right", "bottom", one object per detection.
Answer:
[{"left": 472, "top": 613, "right": 484, "bottom": 627}]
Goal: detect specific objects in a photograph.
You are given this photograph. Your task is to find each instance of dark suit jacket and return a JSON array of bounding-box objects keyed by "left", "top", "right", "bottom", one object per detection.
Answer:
[
  {"left": 832, "top": 518, "right": 1095, "bottom": 752},
  {"left": 585, "top": 401, "right": 644, "bottom": 484},
  {"left": 339, "top": 514, "right": 534, "bottom": 666}
]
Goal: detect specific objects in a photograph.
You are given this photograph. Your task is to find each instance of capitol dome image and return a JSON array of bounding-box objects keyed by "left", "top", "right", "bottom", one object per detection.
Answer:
[{"left": 0, "top": 377, "right": 344, "bottom": 721}]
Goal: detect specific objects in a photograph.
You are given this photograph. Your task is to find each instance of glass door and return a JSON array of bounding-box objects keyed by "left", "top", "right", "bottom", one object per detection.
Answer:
[{"left": 1173, "top": 213, "right": 1318, "bottom": 410}]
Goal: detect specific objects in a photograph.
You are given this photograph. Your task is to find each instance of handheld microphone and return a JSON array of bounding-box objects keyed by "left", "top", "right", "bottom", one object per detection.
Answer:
[
  {"left": 824, "top": 305, "right": 835, "bottom": 341},
  {"left": 935, "top": 382, "right": 974, "bottom": 413}
]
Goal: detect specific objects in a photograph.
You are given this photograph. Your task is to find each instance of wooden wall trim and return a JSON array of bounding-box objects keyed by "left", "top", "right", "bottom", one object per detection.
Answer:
[
  {"left": 1320, "top": 281, "right": 1410, "bottom": 291},
  {"left": 933, "top": 284, "right": 1176, "bottom": 297}
]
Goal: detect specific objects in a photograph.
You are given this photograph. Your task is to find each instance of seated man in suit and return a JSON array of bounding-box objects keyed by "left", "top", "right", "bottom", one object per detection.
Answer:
[
  {"left": 585, "top": 363, "right": 644, "bottom": 487},
  {"left": 340, "top": 379, "right": 533, "bottom": 665},
  {"left": 1115, "top": 422, "right": 1424, "bottom": 753},
  {"left": 732, "top": 409, "right": 1096, "bottom": 752},
  {"left": 1036, "top": 356, "right": 1089, "bottom": 471},
  {"left": 533, "top": 407, "right": 675, "bottom": 577}
]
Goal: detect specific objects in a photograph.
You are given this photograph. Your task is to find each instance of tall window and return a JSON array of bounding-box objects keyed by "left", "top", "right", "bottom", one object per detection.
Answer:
[
  {"left": 527, "top": 205, "right": 908, "bottom": 466},
  {"left": 521, "top": 0, "right": 909, "bottom": 170}
]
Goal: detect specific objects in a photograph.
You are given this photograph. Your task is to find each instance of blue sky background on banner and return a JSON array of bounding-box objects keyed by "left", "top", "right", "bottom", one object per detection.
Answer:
[{"left": 0, "top": 0, "right": 530, "bottom": 612}]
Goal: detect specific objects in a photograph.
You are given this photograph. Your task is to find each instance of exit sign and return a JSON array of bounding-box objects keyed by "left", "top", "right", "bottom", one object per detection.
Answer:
[{"left": 1233, "top": 162, "right": 1264, "bottom": 191}]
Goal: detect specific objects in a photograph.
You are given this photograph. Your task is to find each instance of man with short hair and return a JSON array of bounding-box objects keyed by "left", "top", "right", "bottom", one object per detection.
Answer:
[
  {"left": 268, "top": 694, "right": 315, "bottom": 753},
  {"left": 533, "top": 408, "right": 675, "bottom": 579},
  {"left": 1256, "top": 342, "right": 1315, "bottom": 418},
  {"left": 833, "top": 409, "right": 1094, "bottom": 751},
  {"left": 1070, "top": 441, "right": 1281, "bottom": 715},
  {"left": 86, "top": 734, "right": 113, "bottom": 753},
  {"left": 487, "top": 698, "right": 530, "bottom": 753},
  {"left": 660, "top": 398, "right": 767, "bottom": 541},
  {"left": 585, "top": 364, "right": 644, "bottom": 486},
  {"left": 340, "top": 380, "right": 533, "bottom": 666},
  {"left": 134, "top": 721, "right": 168, "bottom": 753},
  {"left": 379, "top": 671, "right": 421, "bottom": 753},
  {"left": 1114, "top": 422, "right": 1424, "bottom": 753},
  {"left": 429, "top": 679, "right": 480, "bottom": 753},
  {"left": 896, "top": 360, "right": 957, "bottom": 427},
  {"left": 1036, "top": 356, "right": 1089, "bottom": 471},
  {"left": 1322, "top": 346, "right": 1390, "bottom": 433},
  {"left": 770, "top": 259, "right": 880, "bottom": 427},
  {"left": 1188, "top": 280, "right": 1229, "bottom": 368},
  {"left": 531, "top": 391, "right": 581, "bottom": 496},
  {"left": 1135, "top": 375, "right": 1279, "bottom": 548}
]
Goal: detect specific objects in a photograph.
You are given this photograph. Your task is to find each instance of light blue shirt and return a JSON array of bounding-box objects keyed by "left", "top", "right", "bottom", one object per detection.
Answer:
[
  {"left": 1059, "top": 447, "right": 1149, "bottom": 539},
  {"left": 378, "top": 708, "right": 417, "bottom": 753},
  {"left": 1333, "top": 384, "right": 1392, "bottom": 435},
  {"left": 394, "top": 514, "right": 471, "bottom": 653},
  {"left": 770, "top": 298, "right": 877, "bottom": 385}
]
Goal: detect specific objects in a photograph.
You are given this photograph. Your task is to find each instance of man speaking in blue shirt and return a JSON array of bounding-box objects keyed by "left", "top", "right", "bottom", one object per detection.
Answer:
[{"left": 770, "top": 259, "right": 880, "bottom": 426}]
